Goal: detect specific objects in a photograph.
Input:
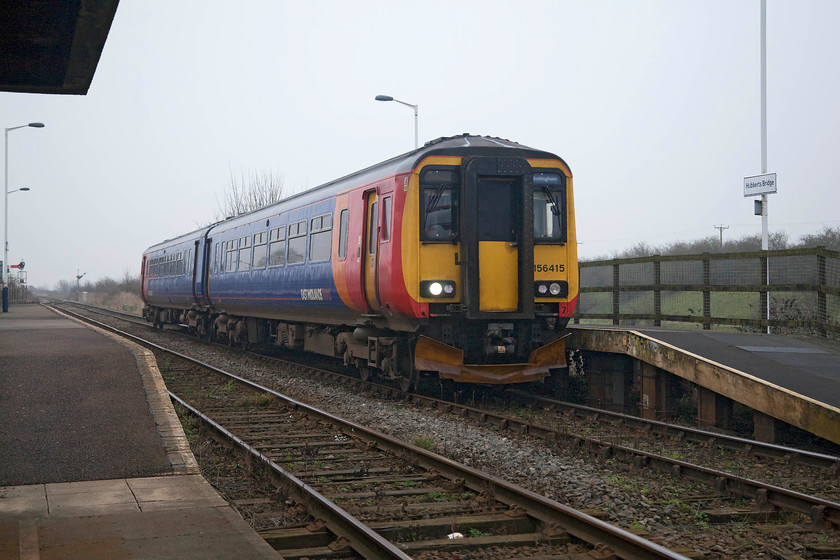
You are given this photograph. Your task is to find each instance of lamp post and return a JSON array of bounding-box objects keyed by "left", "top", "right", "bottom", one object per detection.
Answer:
[
  {"left": 4, "top": 122, "right": 44, "bottom": 312},
  {"left": 375, "top": 95, "right": 418, "bottom": 149}
]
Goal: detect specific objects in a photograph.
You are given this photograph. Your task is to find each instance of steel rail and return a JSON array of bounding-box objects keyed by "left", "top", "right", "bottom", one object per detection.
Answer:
[
  {"left": 404, "top": 391, "right": 840, "bottom": 528},
  {"left": 52, "top": 302, "right": 840, "bottom": 526},
  {"left": 169, "top": 393, "right": 411, "bottom": 560},
  {"left": 506, "top": 388, "right": 840, "bottom": 471},
  {"left": 54, "top": 303, "right": 691, "bottom": 560}
]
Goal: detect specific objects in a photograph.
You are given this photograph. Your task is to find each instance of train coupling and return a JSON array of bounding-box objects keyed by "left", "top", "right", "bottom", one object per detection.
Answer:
[
  {"left": 414, "top": 335, "right": 567, "bottom": 385},
  {"left": 483, "top": 323, "right": 516, "bottom": 356}
]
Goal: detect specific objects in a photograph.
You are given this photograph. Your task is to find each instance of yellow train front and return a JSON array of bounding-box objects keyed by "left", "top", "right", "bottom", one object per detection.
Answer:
[{"left": 397, "top": 135, "right": 578, "bottom": 385}]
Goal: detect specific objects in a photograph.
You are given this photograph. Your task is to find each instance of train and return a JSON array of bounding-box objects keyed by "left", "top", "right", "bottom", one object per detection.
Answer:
[{"left": 140, "top": 134, "right": 578, "bottom": 390}]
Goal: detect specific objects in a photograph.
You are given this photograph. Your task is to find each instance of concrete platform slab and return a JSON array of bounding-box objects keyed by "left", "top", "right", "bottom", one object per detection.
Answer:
[{"left": 0, "top": 475, "right": 279, "bottom": 559}]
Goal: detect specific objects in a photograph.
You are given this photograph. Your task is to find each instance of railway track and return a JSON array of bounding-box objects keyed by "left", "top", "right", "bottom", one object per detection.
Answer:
[
  {"left": 53, "top": 303, "right": 692, "bottom": 559},
  {"left": 55, "top": 301, "right": 840, "bottom": 526}
]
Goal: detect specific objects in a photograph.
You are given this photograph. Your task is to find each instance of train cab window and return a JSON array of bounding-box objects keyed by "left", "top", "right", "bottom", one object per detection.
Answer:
[
  {"left": 338, "top": 209, "right": 349, "bottom": 259},
  {"left": 420, "top": 168, "right": 459, "bottom": 242},
  {"left": 532, "top": 173, "right": 566, "bottom": 243},
  {"left": 382, "top": 197, "right": 392, "bottom": 241},
  {"left": 309, "top": 213, "right": 332, "bottom": 262},
  {"left": 214, "top": 243, "right": 220, "bottom": 274},
  {"left": 253, "top": 232, "right": 267, "bottom": 269},
  {"left": 225, "top": 239, "right": 238, "bottom": 272},
  {"left": 368, "top": 201, "right": 378, "bottom": 255},
  {"left": 269, "top": 226, "right": 286, "bottom": 267},
  {"left": 288, "top": 221, "right": 306, "bottom": 264}
]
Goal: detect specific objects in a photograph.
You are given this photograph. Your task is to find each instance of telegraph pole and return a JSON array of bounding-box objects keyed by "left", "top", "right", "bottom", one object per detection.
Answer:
[{"left": 714, "top": 225, "right": 729, "bottom": 248}]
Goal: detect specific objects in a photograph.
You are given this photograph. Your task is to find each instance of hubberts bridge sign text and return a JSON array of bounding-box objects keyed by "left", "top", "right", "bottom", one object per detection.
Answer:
[{"left": 744, "top": 172, "right": 777, "bottom": 197}]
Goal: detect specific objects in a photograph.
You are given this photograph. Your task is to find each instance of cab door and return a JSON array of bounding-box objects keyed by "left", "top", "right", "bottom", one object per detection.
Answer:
[
  {"left": 363, "top": 190, "right": 381, "bottom": 312},
  {"left": 462, "top": 156, "right": 534, "bottom": 319},
  {"left": 477, "top": 177, "right": 520, "bottom": 311}
]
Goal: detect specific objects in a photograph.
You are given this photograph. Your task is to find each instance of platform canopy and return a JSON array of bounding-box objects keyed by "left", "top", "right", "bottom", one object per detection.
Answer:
[{"left": 0, "top": 0, "right": 119, "bottom": 95}]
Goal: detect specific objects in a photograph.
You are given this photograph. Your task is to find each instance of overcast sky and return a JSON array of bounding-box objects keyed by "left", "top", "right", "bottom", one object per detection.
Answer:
[{"left": 2, "top": 0, "right": 838, "bottom": 289}]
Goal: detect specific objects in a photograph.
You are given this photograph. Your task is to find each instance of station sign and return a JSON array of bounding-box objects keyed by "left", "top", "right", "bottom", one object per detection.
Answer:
[{"left": 744, "top": 172, "right": 777, "bottom": 197}]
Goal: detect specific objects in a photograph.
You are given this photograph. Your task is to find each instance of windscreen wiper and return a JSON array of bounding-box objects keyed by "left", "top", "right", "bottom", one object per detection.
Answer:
[{"left": 542, "top": 186, "right": 560, "bottom": 216}]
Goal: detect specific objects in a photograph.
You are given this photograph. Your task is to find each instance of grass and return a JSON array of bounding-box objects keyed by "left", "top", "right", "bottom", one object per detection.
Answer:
[
  {"left": 467, "top": 528, "right": 491, "bottom": 537},
  {"left": 412, "top": 435, "right": 435, "bottom": 450}
]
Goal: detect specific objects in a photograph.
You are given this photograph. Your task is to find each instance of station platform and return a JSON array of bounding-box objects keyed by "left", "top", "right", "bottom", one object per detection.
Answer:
[
  {"left": 568, "top": 325, "right": 840, "bottom": 445},
  {"left": 633, "top": 329, "right": 840, "bottom": 410},
  {"left": 0, "top": 304, "right": 279, "bottom": 559}
]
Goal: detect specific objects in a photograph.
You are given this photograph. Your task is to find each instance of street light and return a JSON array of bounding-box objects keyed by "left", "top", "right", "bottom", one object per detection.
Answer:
[
  {"left": 4, "top": 122, "right": 44, "bottom": 312},
  {"left": 375, "top": 95, "right": 418, "bottom": 149}
]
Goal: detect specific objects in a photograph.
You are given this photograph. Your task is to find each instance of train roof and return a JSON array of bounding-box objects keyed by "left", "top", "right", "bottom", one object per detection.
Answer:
[{"left": 144, "top": 134, "right": 569, "bottom": 252}]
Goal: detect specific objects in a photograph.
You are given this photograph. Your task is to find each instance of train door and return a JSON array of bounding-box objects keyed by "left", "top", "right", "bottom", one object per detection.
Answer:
[
  {"left": 192, "top": 240, "right": 202, "bottom": 302},
  {"left": 363, "top": 190, "right": 381, "bottom": 312},
  {"left": 462, "top": 156, "right": 534, "bottom": 318},
  {"left": 140, "top": 255, "right": 147, "bottom": 301},
  {"left": 193, "top": 237, "right": 212, "bottom": 304},
  {"left": 477, "top": 178, "right": 520, "bottom": 311}
]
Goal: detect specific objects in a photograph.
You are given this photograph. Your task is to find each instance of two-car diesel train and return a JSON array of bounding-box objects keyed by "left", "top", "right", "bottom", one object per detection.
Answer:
[{"left": 141, "top": 134, "right": 578, "bottom": 390}]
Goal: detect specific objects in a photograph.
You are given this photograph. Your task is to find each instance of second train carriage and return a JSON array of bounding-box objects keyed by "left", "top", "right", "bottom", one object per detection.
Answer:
[{"left": 141, "top": 134, "right": 578, "bottom": 389}]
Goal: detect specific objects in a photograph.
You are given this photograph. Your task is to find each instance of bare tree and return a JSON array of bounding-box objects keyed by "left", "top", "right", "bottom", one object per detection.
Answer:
[{"left": 217, "top": 169, "right": 285, "bottom": 218}]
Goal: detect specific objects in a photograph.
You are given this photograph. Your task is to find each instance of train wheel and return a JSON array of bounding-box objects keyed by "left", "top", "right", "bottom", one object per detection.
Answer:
[
  {"left": 359, "top": 365, "right": 370, "bottom": 381},
  {"left": 397, "top": 372, "right": 417, "bottom": 392}
]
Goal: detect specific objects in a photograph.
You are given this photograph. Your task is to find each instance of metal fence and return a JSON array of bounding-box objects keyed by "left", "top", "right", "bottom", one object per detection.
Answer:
[{"left": 573, "top": 247, "right": 840, "bottom": 336}]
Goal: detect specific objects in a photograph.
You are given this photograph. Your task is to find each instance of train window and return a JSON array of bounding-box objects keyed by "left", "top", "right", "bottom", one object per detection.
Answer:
[
  {"left": 226, "top": 239, "right": 238, "bottom": 272},
  {"left": 253, "top": 232, "right": 267, "bottom": 269},
  {"left": 214, "top": 243, "right": 220, "bottom": 274},
  {"left": 288, "top": 220, "right": 307, "bottom": 264},
  {"left": 269, "top": 226, "right": 286, "bottom": 267},
  {"left": 309, "top": 213, "right": 332, "bottom": 262},
  {"left": 239, "top": 236, "right": 251, "bottom": 271},
  {"left": 338, "top": 209, "right": 349, "bottom": 259},
  {"left": 420, "top": 168, "right": 459, "bottom": 242},
  {"left": 368, "top": 202, "right": 378, "bottom": 255},
  {"left": 532, "top": 173, "right": 566, "bottom": 243},
  {"left": 382, "top": 197, "right": 392, "bottom": 241}
]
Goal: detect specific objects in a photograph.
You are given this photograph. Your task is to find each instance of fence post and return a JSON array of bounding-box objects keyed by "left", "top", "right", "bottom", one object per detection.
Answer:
[
  {"left": 653, "top": 257, "right": 662, "bottom": 327},
  {"left": 702, "top": 255, "right": 711, "bottom": 330},
  {"left": 760, "top": 255, "right": 769, "bottom": 332},
  {"left": 612, "top": 263, "right": 620, "bottom": 326},
  {"left": 817, "top": 247, "right": 827, "bottom": 336}
]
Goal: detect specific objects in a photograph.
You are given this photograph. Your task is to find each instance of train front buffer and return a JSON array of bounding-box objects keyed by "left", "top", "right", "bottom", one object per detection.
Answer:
[{"left": 406, "top": 154, "right": 578, "bottom": 384}]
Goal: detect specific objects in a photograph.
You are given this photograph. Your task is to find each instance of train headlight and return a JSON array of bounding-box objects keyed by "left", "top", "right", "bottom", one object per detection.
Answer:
[
  {"left": 534, "top": 281, "right": 568, "bottom": 298},
  {"left": 421, "top": 280, "right": 456, "bottom": 298}
]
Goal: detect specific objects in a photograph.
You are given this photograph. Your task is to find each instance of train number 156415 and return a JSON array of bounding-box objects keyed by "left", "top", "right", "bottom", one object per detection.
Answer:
[{"left": 534, "top": 264, "right": 565, "bottom": 273}]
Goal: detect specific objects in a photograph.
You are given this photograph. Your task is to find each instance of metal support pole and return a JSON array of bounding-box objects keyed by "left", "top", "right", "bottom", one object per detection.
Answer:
[
  {"left": 3, "top": 127, "right": 9, "bottom": 312},
  {"left": 760, "top": 0, "right": 770, "bottom": 333}
]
